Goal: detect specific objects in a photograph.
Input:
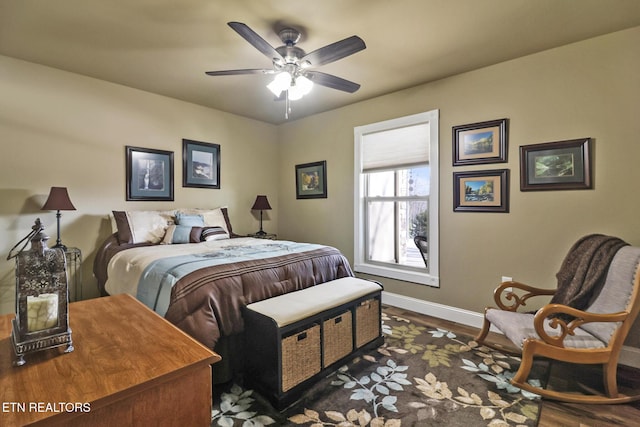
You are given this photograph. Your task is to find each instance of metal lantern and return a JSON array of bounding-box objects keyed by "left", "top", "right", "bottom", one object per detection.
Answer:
[{"left": 10, "top": 219, "right": 73, "bottom": 366}]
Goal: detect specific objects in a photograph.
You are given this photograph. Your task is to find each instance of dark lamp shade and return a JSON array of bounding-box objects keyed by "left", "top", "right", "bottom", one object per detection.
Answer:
[
  {"left": 251, "top": 195, "right": 272, "bottom": 211},
  {"left": 42, "top": 187, "right": 76, "bottom": 211}
]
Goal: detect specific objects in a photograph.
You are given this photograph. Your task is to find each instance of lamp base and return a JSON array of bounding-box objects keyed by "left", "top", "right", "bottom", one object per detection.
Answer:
[{"left": 254, "top": 230, "right": 267, "bottom": 236}]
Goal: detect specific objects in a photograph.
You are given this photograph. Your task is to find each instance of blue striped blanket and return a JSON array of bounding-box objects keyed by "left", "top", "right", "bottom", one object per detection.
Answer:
[{"left": 136, "top": 241, "right": 327, "bottom": 316}]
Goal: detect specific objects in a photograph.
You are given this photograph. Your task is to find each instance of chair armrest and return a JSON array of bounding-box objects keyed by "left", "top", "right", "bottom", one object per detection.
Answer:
[
  {"left": 493, "top": 281, "right": 556, "bottom": 311},
  {"left": 532, "top": 304, "right": 628, "bottom": 347}
]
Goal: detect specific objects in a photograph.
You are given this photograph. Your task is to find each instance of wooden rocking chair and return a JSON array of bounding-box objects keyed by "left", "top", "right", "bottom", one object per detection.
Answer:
[{"left": 476, "top": 245, "right": 640, "bottom": 404}]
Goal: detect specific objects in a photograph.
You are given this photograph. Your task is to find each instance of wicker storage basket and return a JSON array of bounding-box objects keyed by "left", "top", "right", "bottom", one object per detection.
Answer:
[
  {"left": 322, "top": 311, "right": 353, "bottom": 367},
  {"left": 355, "top": 298, "right": 380, "bottom": 348},
  {"left": 281, "top": 324, "right": 321, "bottom": 392}
]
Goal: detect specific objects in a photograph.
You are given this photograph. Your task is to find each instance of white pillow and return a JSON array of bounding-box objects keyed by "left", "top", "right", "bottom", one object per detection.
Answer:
[{"left": 120, "top": 210, "right": 175, "bottom": 244}]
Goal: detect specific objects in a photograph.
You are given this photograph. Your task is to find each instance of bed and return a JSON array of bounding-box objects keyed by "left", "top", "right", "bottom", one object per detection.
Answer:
[{"left": 93, "top": 207, "right": 354, "bottom": 382}]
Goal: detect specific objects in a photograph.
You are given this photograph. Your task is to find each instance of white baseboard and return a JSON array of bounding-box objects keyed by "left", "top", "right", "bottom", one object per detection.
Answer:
[
  {"left": 382, "top": 291, "right": 640, "bottom": 369},
  {"left": 382, "top": 291, "right": 488, "bottom": 329}
]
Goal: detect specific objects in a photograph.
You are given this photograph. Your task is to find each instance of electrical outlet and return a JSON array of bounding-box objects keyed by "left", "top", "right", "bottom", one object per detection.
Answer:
[{"left": 502, "top": 276, "right": 513, "bottom": 293}]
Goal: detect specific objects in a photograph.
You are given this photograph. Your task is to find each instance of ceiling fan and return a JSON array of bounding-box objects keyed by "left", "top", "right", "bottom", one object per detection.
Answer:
[{"left": 205, "top": 22, "right": 366, "bottom": 118}]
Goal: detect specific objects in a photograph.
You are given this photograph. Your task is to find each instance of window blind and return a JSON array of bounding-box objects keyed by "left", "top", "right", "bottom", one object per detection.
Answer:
[{"left": 362, "top": 123, "right": 430, "bottom": 172}]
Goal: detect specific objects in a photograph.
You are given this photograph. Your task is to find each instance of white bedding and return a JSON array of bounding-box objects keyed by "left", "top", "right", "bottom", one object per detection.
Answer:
[{"left": 105, "top": 237, "right": 281, "bottom": 297}]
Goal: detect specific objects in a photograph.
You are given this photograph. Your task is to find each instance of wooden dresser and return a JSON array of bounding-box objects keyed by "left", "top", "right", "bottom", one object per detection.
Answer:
[{"left": 0, "top": 294, "right": 220, "bottom": 426}]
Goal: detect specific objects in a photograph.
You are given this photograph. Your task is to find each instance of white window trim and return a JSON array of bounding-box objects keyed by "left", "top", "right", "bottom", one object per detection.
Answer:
[{"left": 354, "top": 110, "right": 439, "bottom": 287}]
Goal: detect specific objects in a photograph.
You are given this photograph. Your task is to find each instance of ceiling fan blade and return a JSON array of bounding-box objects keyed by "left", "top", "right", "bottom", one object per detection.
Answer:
[
  {"left": 228, "top": 22, "right": 284, "bottom": 63},
  {"left": 306, "top": 71, "right": 361, "bottom": 93},
  {"left": 302, "top": 35, "right": 366, "bottom": 67},
  {"left": 205, "top": 69, "right": 275, "bottom": 76}
]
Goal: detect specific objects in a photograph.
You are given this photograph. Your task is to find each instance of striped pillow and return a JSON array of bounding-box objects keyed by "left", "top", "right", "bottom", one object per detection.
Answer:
[{"left": 200, "top": 226, "right": 229, "bottom": 241}]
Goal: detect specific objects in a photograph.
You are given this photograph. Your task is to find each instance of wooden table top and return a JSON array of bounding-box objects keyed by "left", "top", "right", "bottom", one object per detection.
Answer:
[{"left": 0, "top": 294, "right": 220, "bottom": 426}]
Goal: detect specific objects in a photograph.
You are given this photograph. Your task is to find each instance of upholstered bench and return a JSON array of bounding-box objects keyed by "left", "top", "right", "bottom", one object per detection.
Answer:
[{"left": 243, "top": 277, "right": 384, "bottom": 409}]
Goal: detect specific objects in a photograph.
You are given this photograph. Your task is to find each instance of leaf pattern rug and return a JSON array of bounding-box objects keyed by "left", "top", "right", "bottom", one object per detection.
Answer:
[{"left": 211, "top": 311, "right": 545, "bottom": 426}]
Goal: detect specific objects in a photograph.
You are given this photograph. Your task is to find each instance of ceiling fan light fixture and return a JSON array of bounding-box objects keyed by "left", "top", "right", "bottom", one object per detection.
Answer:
[
  {"left": 267, "top": 71, "right": 292, "bottom": 96},
  {"left": 209, "top": 21, "right": 365, "bottom": 119},
  {"left": 288, "top": 75, "right": 313, "bottom": 100},
  {"left": 288, "top": 87, "right": 303, "bottom": 101}
]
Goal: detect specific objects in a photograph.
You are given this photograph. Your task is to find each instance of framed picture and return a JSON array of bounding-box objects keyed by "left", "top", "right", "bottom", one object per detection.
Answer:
[
  {"left": 295, "top": 161, "right": 327, "bottom": 199},
  {"left": 453, "top": 169, "right": 509, "bottom": 213},
  {"left": 520, "top": 138, "right": 592, "bottom": 191},
  {"left": 125, "top": 146, "right": 174, "bottom": 201},
  {"left": 182, "top": 139, "right": 220, "bottom": 189},
  {"left": 453, "top": 118, "right": 508, "bottom": 166}
]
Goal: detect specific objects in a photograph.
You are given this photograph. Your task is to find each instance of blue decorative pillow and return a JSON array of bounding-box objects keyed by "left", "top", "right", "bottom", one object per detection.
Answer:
[
  {"left": 175, "top": 213, "right": 205, "bottom": 227},
  {"left": 162, "top": 225, "right": 203, "bottom": 244}
]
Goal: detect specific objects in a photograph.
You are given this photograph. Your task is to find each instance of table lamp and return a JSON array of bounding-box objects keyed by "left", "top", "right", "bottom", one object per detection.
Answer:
[
  {"left": 251, "top": 195, "right": 272, "bottom": 236},
  {"left": 41, "top": 187, "right": 76, "bottom": 249}
]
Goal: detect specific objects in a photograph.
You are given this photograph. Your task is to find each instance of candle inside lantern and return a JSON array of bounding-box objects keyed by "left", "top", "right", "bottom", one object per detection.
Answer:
[{"left": 27, "top": 293, "right": 59, "bottom": 332}]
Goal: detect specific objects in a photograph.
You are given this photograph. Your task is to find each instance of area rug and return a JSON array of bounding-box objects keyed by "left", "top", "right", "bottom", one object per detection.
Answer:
[{"left": 211, "top": 311, "right": 544, "bottom": 426}]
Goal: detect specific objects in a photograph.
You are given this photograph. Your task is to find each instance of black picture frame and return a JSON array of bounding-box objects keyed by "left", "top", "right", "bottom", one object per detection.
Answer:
[
  {"left": 520, "top": 138, "right": 592, "bottom": 191},
  {"left": 453, "top": 118, "right": 508, "bottom": 166},
  {"left": 182, "top": 139, "right": 220, "bottom": 189},
  {"left": 125, "top": 146, "right": 174, "bottom": 201},
  {"left": 295, "top": 161, "right": 327, "bottom": 199},
  {"left": 453, "top": 169, "right": 509, "bottom": 213}
]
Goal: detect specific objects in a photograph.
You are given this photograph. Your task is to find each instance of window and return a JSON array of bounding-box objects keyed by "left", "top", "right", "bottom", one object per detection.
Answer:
[{"left": 354, "top": 110, "right": 439, "bottom": 286}]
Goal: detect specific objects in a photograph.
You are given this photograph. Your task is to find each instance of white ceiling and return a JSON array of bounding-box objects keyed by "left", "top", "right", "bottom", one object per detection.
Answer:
[{"left": 1, "top": 0, "right": 640, "bottom": 125}]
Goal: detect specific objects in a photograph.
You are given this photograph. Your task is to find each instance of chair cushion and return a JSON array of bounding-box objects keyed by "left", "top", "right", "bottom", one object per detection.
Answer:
[
  {"left": 580, "top": 246, "right": 640, "bottom": 344},
  {"left": 485, "top": 309, "right": 606, "bottom": 349}
]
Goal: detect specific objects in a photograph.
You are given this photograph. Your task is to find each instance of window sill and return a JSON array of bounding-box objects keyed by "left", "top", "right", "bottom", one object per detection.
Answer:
[{"left": 354, "top": 263, "right": 439, "bottom": 287}]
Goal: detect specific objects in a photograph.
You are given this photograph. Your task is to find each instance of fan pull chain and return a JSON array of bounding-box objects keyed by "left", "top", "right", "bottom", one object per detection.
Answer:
[{"left": 285, "top": 90, "right": 291, "bottom": 120}]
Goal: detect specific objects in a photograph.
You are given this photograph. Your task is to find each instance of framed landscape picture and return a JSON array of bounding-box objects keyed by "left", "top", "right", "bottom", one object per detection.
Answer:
[
  {"left": 520, "top": 138, "right": 592, "bottom": 191},
  {"left": 182, "top": 139, "right": 220, "bottom": 189},
  {"left": 453, "top": 118, "right": 508, "bottom": 166},
  {"left": 295, "top": 160, "right": 327, "bottom": 199},
  {"left": 125, "top": 146, "right": 174, "bottom": 201},
  {"left": 453, "top": 169, "right": 509, "bottom": 212}
]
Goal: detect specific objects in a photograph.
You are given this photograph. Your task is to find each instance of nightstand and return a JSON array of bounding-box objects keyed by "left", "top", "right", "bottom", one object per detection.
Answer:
[
  {"left": 64, "top": 246, "right": 82, "bottom": 301},
  {"left": 247, "top": 233, "right": 277, "bottom": 240}
]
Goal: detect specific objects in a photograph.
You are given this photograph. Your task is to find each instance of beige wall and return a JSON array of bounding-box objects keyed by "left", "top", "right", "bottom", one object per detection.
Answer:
[
  {"left": 277, "top": 27, "right": 640, "bottom": 345},
  {"left": 1, "top": 26, "right": 639, "bottom": 347},
  {"left": 0, "top": 56, "right": 279, "bottom": 314}
]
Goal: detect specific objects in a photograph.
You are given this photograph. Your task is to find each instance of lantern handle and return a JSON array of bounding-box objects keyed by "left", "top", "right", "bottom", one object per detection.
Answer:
[{"left": 6, "top": 220, "right": 44, "bottom": 260}]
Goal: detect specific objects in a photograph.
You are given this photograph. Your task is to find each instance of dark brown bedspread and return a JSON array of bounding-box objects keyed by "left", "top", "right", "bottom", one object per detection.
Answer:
[
  {"left": 163, "top": 246, "right": 353, "bottom": 350},
  {"left": 94, "top": 234, "right": 355, "bottom": 351}
]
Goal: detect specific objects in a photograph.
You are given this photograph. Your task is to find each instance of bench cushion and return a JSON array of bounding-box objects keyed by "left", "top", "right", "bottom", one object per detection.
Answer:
[{"left": 246, "top": 277, "right": 382, "bottom": 327}]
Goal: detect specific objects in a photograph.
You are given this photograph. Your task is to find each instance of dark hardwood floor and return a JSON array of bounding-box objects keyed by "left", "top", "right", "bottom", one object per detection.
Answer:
[{"left": 383, "top": 305, "right": 640, "bottom": 427}]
